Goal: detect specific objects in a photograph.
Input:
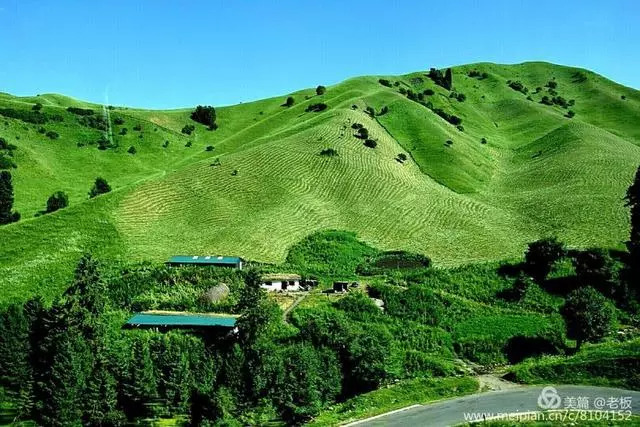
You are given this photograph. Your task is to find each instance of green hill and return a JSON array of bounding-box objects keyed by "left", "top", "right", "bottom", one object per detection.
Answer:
[{"left": 1, "top": 61, "right": 639, "bottom": 302}]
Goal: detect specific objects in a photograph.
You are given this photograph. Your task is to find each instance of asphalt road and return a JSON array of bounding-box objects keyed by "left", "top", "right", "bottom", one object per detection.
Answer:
[{"left": 353, "top": 385, "right": 640, "bottom": 426}]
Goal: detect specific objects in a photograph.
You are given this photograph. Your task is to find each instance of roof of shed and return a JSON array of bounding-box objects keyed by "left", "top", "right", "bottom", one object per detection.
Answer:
[
  {"left": 261, "top": 273, "right": 302, "bottom": 281},
  {"left": 126, "top": 310, "right": 239, "bottom": 327},
  {"left": 167, "top": 255, "right": 242, "bottom": 265}
]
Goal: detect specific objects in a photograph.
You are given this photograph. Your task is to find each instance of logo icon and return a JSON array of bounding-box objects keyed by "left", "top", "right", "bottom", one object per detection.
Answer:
[{"left": 537, "top": 386, "right": 561, "bottom": 409}]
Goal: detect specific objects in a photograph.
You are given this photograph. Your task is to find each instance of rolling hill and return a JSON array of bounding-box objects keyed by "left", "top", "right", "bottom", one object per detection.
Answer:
[{"left": 1, "top": 61, "right": 639, "bottom": 302}]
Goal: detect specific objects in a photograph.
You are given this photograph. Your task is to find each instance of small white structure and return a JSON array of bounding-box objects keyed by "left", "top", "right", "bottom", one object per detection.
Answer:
[{"left": 261, "top": 273, "right": 302, "bottom": 292}]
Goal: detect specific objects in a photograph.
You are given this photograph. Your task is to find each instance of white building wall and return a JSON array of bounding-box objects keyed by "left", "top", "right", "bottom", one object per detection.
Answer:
[{"left": 260, "top": 280, "right": 301, "bottom": 292}]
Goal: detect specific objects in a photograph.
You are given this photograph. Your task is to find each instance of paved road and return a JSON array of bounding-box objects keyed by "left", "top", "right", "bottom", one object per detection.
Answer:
[{"left": 353, "top": 385, "right": 640, "bottom": 426}]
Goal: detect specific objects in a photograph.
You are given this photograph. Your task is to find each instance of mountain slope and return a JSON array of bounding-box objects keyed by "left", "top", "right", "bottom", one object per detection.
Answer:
[{"left": 1, "top": 61, "right": 639, "bottom": 302}]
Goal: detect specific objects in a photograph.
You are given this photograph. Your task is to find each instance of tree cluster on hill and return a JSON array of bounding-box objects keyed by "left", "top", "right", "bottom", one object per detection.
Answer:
[
  {"left": 431, "top": 108, "right": 462, "bottom": 126},
  {"left": 78, "top": 115, "right": 108, "bottom": 131},
  {"left": 427, "top": 68, "right": 453, "bottom": 90},
  {"left": 507, "top": 80, "right": 529, "bottom": 94},
  {"left": 181, "top": 124, "right": 195, "bottom": 135},
  {"left": 66, "top": 107, "right": 95, "bottom": 116},
  {"left": 378, "top": 79, "right": 392, "bottom": 88},
  {"left": 89, "top": 177, "right": 111, "bottom": 198},
  {"left": 46, "top": 191, "right": 69, "bottom": 213},
  {"left": 0, "top": 108, "right": 63, "bottom": 125},
  {"left": 467, "top": 70, "right": 488, "bottom": 79},
  {"left": 190, "top": 105, "right": 217, "bottom": 130},
  {"left": 316, "top": 85, "right": 326, "bottom": 95},
  {"left": 305, "top": 103, "right": 327, "bottom": 113},
  {"left": 0, "top": 137, "right": 18, "bottom": 170}
]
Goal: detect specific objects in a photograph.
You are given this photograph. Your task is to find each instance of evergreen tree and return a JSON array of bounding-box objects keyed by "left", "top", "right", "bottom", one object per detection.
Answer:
[
  {"left": 0, "top": 170, "right": 19, "bottom": 224},
  {"left": 0, "top": 304, "right": 33, "bottom": 418},
  {"left": 625, "top": 165, "right": 640, "bottom": 294},
  {"left": 122, "top": 337, "right": 158, "bottom": 418},
  {"left": 444, "top": 68, "right": 453, "bottom": 90},
  {"left": 524, "top": 237, "right": 566, "bottom": 283},
  {"left": 45, "top": 191, "right": 69, "bottom": 213},
  {"left": 84, "top": 353, "right": 123, "bottom": 426},
  {"left": 562, "top": 286, "right": 615, "bottom": 350}
]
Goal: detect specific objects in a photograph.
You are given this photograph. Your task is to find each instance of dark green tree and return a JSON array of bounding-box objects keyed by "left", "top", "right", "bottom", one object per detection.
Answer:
[
  {"left": 625, "top": 165, "right": 640, "bottom": 293},
  {"left": 0, "top": 171, "right": 20, "bottom": 224},
  {"left": 88, "top": 177, "right": 112, "bottom": 198},
  {"left": 122, "top": 337, "right": 158, "bottom": 418},
  {"left": 524, "top": 237, "right": 566, "bottom": 283},
  {"left": 573, "top": 248, "right": 616, "bottom": 294},
  {"left": 562, "top": 286, "right": 615, "bottom": 350},
  {"left": 190, "top": 105, "right": 217, "bottom": 130},
  {"left": 84, "top": 353, "right": 123, "bottom": 426},
  {"left": 444, "top": 68, "right": 453, "bottom": 90},
  {"left": 46, "top": 191, "right": 69, "bottom": 213},
  {"left": 284, "top": 96, "right": 295, "bottom": 107},
  {"left": 316, "top": 85, "right": 326, "bottom": 95}
]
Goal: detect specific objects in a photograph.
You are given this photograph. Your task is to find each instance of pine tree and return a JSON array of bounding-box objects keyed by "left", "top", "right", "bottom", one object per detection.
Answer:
[
  {"left": 0, "top": 170, "right": 19, "bottom": 224},
  {"left": 625, "top": 165, "right": 640, "bottom": 293},
  {"left": 84, "top": 352, "right": 123, "bottom": 426},
  {"left": 122, "top": 337, "right": 158, "bottom": 418},
  {"left": 444, "top": 68, "right": 453, "bottom": 90}
]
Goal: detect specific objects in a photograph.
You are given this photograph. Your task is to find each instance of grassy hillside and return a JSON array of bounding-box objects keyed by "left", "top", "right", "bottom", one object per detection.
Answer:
[{"left": 1, "top": 61, "right": 639, "bottom": 302}]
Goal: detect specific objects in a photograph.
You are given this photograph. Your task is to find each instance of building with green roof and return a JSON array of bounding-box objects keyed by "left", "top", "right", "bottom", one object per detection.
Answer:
[
  {"left": 125, "top": 311, "right": 239, "bottom": 329},
  {"left": 166, "top": 255, "right": 243, "bottom": 269}
]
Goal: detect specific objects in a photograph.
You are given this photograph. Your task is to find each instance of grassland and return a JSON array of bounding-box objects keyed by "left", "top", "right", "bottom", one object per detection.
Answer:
[{"left": 1, "top": 61, "right": 639, "bottom": 302}]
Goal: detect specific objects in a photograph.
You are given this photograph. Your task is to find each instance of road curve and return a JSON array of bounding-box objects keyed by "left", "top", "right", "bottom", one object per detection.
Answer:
[{"left": 351, "top": 385, "right": 640, "bottom": 426}]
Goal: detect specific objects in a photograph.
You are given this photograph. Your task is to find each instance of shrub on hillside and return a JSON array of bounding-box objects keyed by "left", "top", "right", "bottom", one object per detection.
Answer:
[
  {"left": 45, "top": 130, "right": 59, "bottom": 140},
  {"left": 284, "top": 96, "right": 295, "bottom": 107},
  {"left": 423, "top": 89, "right": 435, "bottom": 96},
  {"left": 356, "top": 127, "right": 369, "bottom": 139},
  {"left": 97, "top": 138, "right": 113, "bottom": 150},
  {"left": 0, "top": 155, "right": 17, "bottom": 170},
  {"left": 66, "top": 107, "right": 95, "bottom": 116},
  {"left": 540, "top": 96, "right": 553, "bottom": 106},
  {"left": 205, "top": 145, "right": 214, "bottom": 151},
  {"left": 113, "top": 117, "right": 125, "bottom": 125},
  {"left": 552, "top": 96, "right": 569, "bottom": 108},
  {"left": 428, "top": 68, "right": 452, "bottom": 90},
  {"left": 364, "top": 139, "right": 377, "bottom": 148},
  {"left": 0, "top": 108, "right": 49, "bottom": 124},
  {"left": 315, "top": 85, "right": 326, "bottom": 95},
  {"left": 562, "top": 287, "right": 615, "bottom": 349},
  {"left": 377, "top": 106, "right": 389, "bottom": 116},
  {"left": 481, "top": 137, "right": 488, "bottom": 144},
  {"left": 397, "top": 153, "right": 407, "bottom": 162},
  {"left": 399, "top": 87, "right": 407, "bottom": 95},
  {"left": 524, "top": 237, "right": 566, "bottom": 283},
  {"left": 546, "top": 80, "right": 557, "bottom": 89},
  {"left": 46, "top": 191, "right": 69, "bottom": 213},
  {"left": 32, "top": 103, "right": 43, "bottom": 111},
  {"left": 119, "top": 128, "right": 128, "bottom": 135},
  {"left": 162, "top": 140, "right": 170, "bottom": 148},
  {"left": 507, "top": 80, "right": 528, "bottom": 94},
  {"left": 571, "top": 72, "right": 587, "bottom": 83},
  {"left": 190, "top": 105, "right": 217, "bottom": 130},
  {"left": 185, "top": 141, "right": 192, "bottom": 147},
  {"left": 351, "top": 123, "right": 363, "bottom": 130},
  {"left": 305, "top": 103, "right": 327, "bottom": 113},
  {"left": 565, "top": 110, "right": 575, "bottom": 118},
  {"left": 181, "top": 124, "right": 195, "bottom": 135},
  {"left": 133, "top": 124, "right": 142, "bottom": 131},
  {"left": 89, "top": 177, "right": 111, "bottom": 198},
  {"left": 319, "top": 148, "right": 338, "bottom": 157},
  {"left": 378, "top": 79, "right": 392, "bottom": 87},
  {"left": 431, "top": 108, "right": 462, "bottom": 126},
  {"left": 365, "top": 106, "right": 375, "bottom": 117},
  {"left": 127, "top": 146, "right": 136, "bottom": 154},
  {"left": 79, "top": 115, "right": 107, "bottom": 131},
  {"left": 456, "top": 125, "right": 464, "bottom": 132},
  {"left": 357, "top": 251, "right": 431, "bottom": 275}
]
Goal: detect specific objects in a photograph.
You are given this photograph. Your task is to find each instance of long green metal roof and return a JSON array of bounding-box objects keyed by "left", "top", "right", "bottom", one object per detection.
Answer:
[
  {"left": 167, "top": 255, "right": 242, "bottom": 265},
  {"left": 126, "top": 311, "right": 239, "bottom": 328}
]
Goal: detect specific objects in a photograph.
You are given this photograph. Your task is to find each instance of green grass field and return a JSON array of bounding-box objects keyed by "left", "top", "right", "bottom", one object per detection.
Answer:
[{"left": 1, "top": 61, "right": 639, "bottom": 302}]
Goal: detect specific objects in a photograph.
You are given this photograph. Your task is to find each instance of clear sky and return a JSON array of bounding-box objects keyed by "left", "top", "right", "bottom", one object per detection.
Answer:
[{"left": 1, "top": 0, "right": 638, "bottom": 109}]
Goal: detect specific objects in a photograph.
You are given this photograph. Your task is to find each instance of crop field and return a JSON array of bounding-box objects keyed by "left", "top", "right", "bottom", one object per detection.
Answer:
[{"left": 1, "top": 61, "right": 639, "bottom": 302}]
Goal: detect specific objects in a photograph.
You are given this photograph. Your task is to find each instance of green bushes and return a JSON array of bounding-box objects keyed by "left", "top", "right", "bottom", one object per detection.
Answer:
[
  {"left": 546, "top": 80, "right": 558, "bottom": 89},
  {"left": 355, "top": 127, "right": 369, "bottom": 139},
  {"left": 468, "top": 70, "right": 488, "bottom": 79},
  {"left": 88, "top": 177, "right": 111, "bottom": 198},
  {"left": 378, "top": 79, "right": 392, "bottom": 87},
  {"left": 0, "top": 107, "right": 50, "bottom": 124},
  {"left": 316, "top": 85, "right": 326, "bottom": 95},
  {"left": 364, "top": 139, "right": 377, "bottom": 148},
  {"left": 305, "top": 103, "right": 328, "bottom": 112},
  {"left": 205, "top": 145, "right": 214, "bottom": 151},
  {"left": 432, "top": 108, "right": 462, "bottom": 126},
  {"left": 113, "top": 117, "right": 125, "bottom": 125},
  {"left": 284, "top": 96, "right": 295, "bottom": 107},
  {"left": 525, "top": 237, "right": 566, "bottom": 283},
  {"left": 127, "top": 146, "right": 137, "bottom": 154},
  {"left": 78, "top": 115, "right": 107, "bottom": 131},
  {"left": 119, "top": 127, "right": 128, "bottom": 135},
  {"left": 66, "top": 107, "right": 94, "bottom": 116},
  {"left": 357, "top": 250, "right": 431, "bottom": 275},
  {"left": 45, "top": 130, "right": 59, "bottom": 139},
  {"left": 46, "top": 191, "right": 69, "bottom": 213},
  {"left": 181, "top": 124, "right": 195, "bottom": 135},
  {"left": 507, "top": 80, "right": 528, "bottom": 94},
  {"left": 319, "top": 148, "right": 338, "bottom": 157},
  {"left": 427, "top": 68, "right": 452, "bottom": 90},
  {"left": 562, "top": 287, "right": 615, "bottom": 349},
  {"left": 541, "top": 95, "right": 554, "bottom": 105},
  {"left": 190, "top": 105, "right": 217, "bottom": 130}
]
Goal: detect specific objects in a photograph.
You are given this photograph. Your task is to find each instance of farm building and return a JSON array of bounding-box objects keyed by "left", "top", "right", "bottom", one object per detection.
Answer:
[
  {"left": 125, "top": 310, "right": 239, "bottom": 330},
  {"left": 261, "top": 273, "right": 302, "bottom": 292},
  {"left": 333, "top": 281, "right": 349, "bottom": 293},
  {"left": 166, "top": 255, "right": 243, "bottom": 269}
]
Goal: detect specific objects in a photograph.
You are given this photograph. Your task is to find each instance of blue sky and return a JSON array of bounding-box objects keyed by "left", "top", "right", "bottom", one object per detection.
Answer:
[{"left": 1, "top": 0, "right": 638, "bottom": 109}]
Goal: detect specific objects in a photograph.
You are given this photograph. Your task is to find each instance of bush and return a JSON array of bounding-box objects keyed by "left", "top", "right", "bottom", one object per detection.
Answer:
[
  {"left": 305, "top": 103, "right": 327, "bottom": 112},
  {"left": 133, "top": 124, "right": 142, "bottom": 131},
  {"left": 0, "top": 108, "right": 49, "bottom": 124},
  {"left": 546, "top": 80, "right": 557, "bottom": 89},
  {"left": 319, "top": 148, "right": 338, "bottom": 157},
  {"left": 378, "top": 79, "right": 392, "bottom": 87},
  {"left": 181, "top": 124, "right": 195, "bottom": 135},
  {"left": 113, "top": 117, "right": 125, "bottom": 125},
  {"left": 377, "top": 106, "right": 389, "bottom": 116},
  {"left": 427, "top": 68, "right": 452, "bottom": 90},
  {"left": 284, "top": 96, "right": 295, "bottom": 107},
  {"left": 162, "top": 140, "right": 170, "bottom": 148},
  {"left": 315, "top": 85, "right": 326, "bottom": 95},
  {"left": 399, "top": 87, "right": 407, "bottom": 95},
  {"left": 397, "top": 153, "right": 407, "bottom": 162},
  {"left": 0, "top": 155, "right": 17, "bottom": 169},
  {"left": 127, "top": 146, "right": 136, "bottom": 154},
  {"left": 423, "top": 89, "right": 435, "bottom": 96},
  {"left": 565, "top": 110, "right": 575, "bottom": 118},
  {"left": 89, "top": 177, "right": 111, "bottom": 198},
  {"left": 185, "top": 141, "right": 192, "bottom": 148},
  {"left": 190, "top": 105, "right": 217, "bottom": 129},
  {"left": 524, "top": 237, "right": 566, "bottom": 283},
  {"left": 46, "top": 191, "right": 69, "bottom": 213},
  {"left": 456, "top": 125, "right": 464, "bottom": 132},
  {"left": 431, "top": 108, "right": 462, "bottom": 126},
  {"left": 540, "top": 96, "right": 553, "bottom": 106},
  {"left": 356, "top": 127, "right": 369, "bottom": 139},
  {"left": 97, "top": 138, "right": 113, "bottom": 150},
  {"left": 66, "top": 107, "right": 94, "bottom": 116},
  {"left": 507, "top": 80, "right": 528, "bottom": 94},
  {"left": 365, "top": 106, "right": 375, "bottom": 117},
  {"left": 552, "top": 96, "right": 569, "bottom": 108},
  {"left": 78, "top": 115, "right": 107, "bottom": 131},
  {"left": 481, "top": 137, "right": 487, "bottom": 144},
  {"left": 456, "top": 93, "right": 466, "bottom": 102},
  {"left": 364, "top": 139, "right": 377, "bottom": 148},
  {"left": 119, "top": 128, "right": 128, "bottom": 135},
  {"left": 32, "top": 103, "right": 43, "bottom": 111},
  {"left": 45, "top": 130, "right": 59, "bottom": 140},
  {"left": 205, "top": 145, "right": 214, "bottom": 152},
  {"left": 562, "top": 287, "right": 615, "bottom": 349},
  {"left": 351, "top": 123, "right": 363, "bottom": 130}
]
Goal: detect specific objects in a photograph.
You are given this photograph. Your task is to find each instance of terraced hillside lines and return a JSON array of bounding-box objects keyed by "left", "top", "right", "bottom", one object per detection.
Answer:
[
  {"left": 2, "top": 61, "right": 640, "bottom": 302},
  {"left": 117, "top": 107, "right": 522, "bottom": 266}
]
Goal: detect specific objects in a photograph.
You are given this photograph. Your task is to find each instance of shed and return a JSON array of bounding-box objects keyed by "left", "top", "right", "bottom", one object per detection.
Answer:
[
  {"left": 166, "top": 255, "right": 243, "bottom": 269},
  {"left": 333, "top": 281, "right": 349, "bottom": 293},
  {"left": 261, "top": 273, "right": 302, "bottom": 292},
  {"left": 125, "top": 310, "right": 239, "bottom": 329}
]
